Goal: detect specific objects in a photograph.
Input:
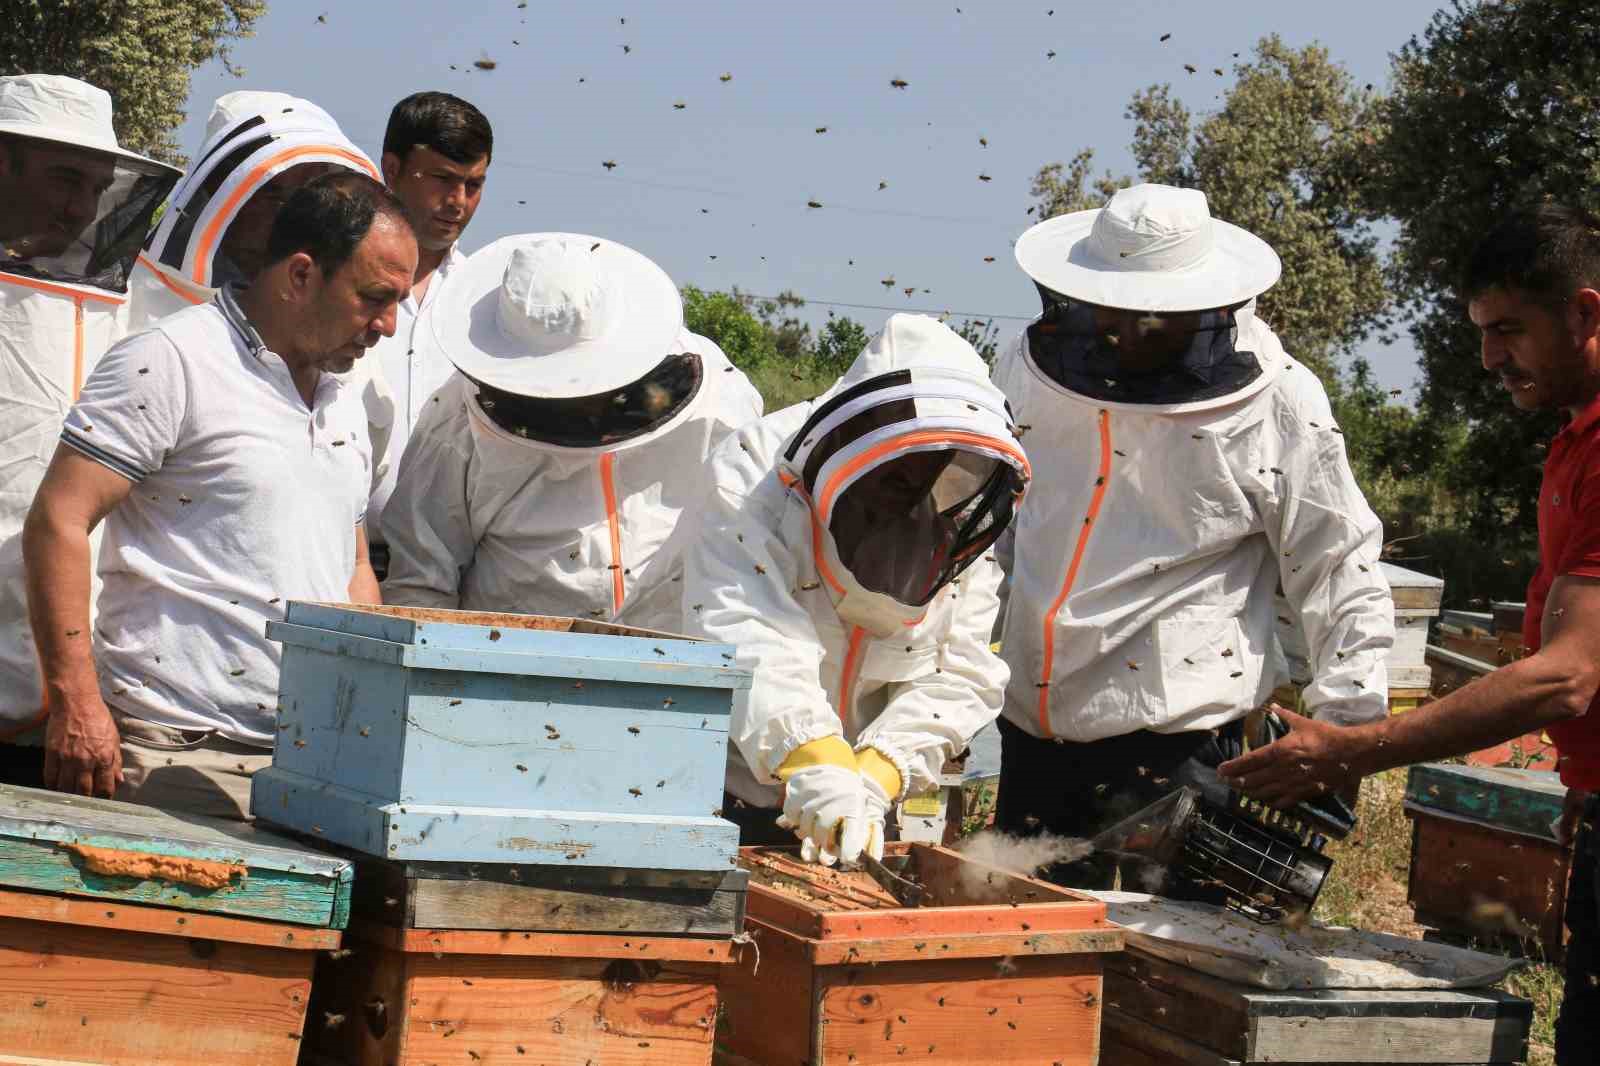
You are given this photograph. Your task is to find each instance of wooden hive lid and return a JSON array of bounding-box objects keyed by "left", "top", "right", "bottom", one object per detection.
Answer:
[
  {"left": 268, "top": 601, "right": 753, "bottom": 690},
  {"left": 0, "top": 784, "right": 353, "bottom": 928},
  {"left": 1404, "top": 762, "right": 1567, "bottom": 841}
]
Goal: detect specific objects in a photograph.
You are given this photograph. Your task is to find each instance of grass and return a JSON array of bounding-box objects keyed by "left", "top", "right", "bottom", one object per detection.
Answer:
[
  {"left": 742, "top": 360, "right": 837, "bottom": 412},
  {"left": 960, "top": 766, "right": 1567, "bottom": 1065}
]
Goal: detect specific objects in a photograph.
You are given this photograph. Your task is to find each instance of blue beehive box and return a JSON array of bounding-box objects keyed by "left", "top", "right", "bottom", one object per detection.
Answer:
[{"left": 251, "top": 603, "right": 750, "bottom": 872}]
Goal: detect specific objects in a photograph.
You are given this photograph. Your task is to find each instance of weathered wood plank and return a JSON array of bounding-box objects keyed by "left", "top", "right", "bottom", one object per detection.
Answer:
[
  {"left": 1106, "top": 947, "right": 1533, "bottom": 1063},
  {"left": 807, "top": 928, "right": 1123, "bottom": 965},
  {"left": 0, "top": 784, "right": 352, "bottom": 928},
  {"left": 0, "top": 838, "right": 345, "bottom": 928},
  {"left": 1104, "top": 1007, "right": 1241, "bottom": 1065},
  {"left": 1405, "top": 763, "right": 1567, "bottom": 842},
  {"left": 0, "top": 908, "right": 316, "bottom": 1064},
  {"left": 0, "top": 886, "right": 340, "bottom": 949},
  {"left": 350, "top": 920, "right": 739, "bottom": 962}
]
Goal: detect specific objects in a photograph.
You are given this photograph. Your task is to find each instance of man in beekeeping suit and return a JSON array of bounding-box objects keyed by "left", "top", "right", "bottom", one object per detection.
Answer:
[
  {"left": 0, "top": 74, "right": 179, "bottom": 785},
  {"left": 380, "top": 233, "right": 762, "bottom": 629},
  {"left": 126, "top": 91, "right": 380, "bottom": 330},
  {"left": 682, "top": 313, "right": 1030, "bottom": 866},
  {"left": 991, "top": 182, "right": 1394, "bottom": 881}
]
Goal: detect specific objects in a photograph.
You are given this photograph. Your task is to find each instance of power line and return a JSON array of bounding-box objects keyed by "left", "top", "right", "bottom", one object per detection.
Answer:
[{"left": 734, "top": 292, "right": 1036, "bottom": 322}]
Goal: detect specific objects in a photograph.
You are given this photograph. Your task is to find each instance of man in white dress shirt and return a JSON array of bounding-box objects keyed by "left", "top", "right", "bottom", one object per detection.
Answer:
[{"left": 362, "top": 92, "right": 493, "bottom": 576}]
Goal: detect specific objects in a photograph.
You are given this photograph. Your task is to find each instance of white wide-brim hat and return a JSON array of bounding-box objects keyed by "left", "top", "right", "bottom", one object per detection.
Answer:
[
  {"left": 1015, "top": 183, "right": 1281, "bottom": 313},
  {"left": 432, "top": 233, "right": 684, "bottom": 399},
  {"left": 0, "top": 74, "right": 176, "bottom": 175}
]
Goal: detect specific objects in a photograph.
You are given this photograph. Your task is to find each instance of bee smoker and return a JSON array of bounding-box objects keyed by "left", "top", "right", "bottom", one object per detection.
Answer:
[{"left": 1090, "top": 783, "right": 1356, "bottom": 923}]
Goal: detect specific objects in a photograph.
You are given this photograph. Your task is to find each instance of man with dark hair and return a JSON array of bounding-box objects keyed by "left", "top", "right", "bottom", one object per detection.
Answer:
[
  {"left": 1221, "top": 201, "right": 1600, "bottom": 1065},
  {"left": 22, "top": 172, "right": 416, "bottom": 820},
  {"left": 361, "top": 92, "right": 493, "bottom": 567}
]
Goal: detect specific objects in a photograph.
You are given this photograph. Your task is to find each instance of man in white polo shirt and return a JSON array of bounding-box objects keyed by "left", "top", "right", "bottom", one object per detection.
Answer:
[{"left": 23, "top": 172, "right": 417, "bottom": 818}]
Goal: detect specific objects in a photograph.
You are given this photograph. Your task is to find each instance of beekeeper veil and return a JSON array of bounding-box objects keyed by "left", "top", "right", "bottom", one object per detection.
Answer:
[
  {"left": 0, "top": 75, "right": 179, "bottom": 292},
  {"left": 781, "top": 314, "right": 1030, "bottom": 636}
]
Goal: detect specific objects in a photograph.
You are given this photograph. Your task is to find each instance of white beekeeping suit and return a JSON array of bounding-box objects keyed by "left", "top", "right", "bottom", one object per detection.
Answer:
[
  {"left": 995, "top": 183, "right": 1395, "bottom": 749},
  {"left": 381, "top": 233, "right": 762, "bottom": 631},
  {"left": 0, "top": 74, "right": 179, "bottom": 738},
  {"left": 682, "top": 314, "right": 1029, "bottom": 864}
]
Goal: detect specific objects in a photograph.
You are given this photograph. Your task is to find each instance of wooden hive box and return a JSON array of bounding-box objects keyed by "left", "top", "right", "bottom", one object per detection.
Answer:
[
  {"left": 304, "top": 915, "right": 738, "bottom": 1065},
  {"left": 1422, "top": 648, "right": 1558, "bottom": 770},
  {"left": 1101, "top": 946, "right": 1532, "bottom": 1064},
  {"left": 0, "top": 784, "right": 351, "bottom": 1065},
  {"left": 1404, "top": 763, "right": 1572, "bottom": 956},
  {"left": 716, "top": 843, "right": 1123, "bottom": 1066},
  {"left": 252, "top": 602, "right": 751, "bottom": 871}
]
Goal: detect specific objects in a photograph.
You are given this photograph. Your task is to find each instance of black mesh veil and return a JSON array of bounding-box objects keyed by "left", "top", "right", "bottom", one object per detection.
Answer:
[
  {"left": 1027, "top": 285, "right": 1263, "bottom": 404},
  {"left": 0, "top": 137, "right": 178, "bottom": 293},
  {"left": 471, "top": 352, "right": 703, "bottom": 448}
]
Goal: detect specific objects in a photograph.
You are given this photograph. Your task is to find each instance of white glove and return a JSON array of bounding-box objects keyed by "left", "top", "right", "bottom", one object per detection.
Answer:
[
  {"left": 859, "top": 770, "right": 890, "bottom": 862},
  {"left": 777, "top": 763, "right": 871, "bottom": 867}
]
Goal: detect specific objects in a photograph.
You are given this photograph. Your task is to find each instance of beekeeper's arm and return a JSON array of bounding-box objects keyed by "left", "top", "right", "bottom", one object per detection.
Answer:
[
  {"left": 380, "top": 412, "right": 475, "bottom": 609},
  {"left": 684, "top": 465, "right": 869, "bottom": 865},
  {"left": 25, "top": 329, "right": 187, "bottom": 797},
  {"left": 855, "top": 555, "right": 1009, "bottom": 804},
  {"left": 1258, "top": 389, "right": 1394, "bottom": 726}
]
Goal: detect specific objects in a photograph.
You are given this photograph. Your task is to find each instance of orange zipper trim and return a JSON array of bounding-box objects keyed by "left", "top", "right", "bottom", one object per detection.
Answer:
[
  {"left": 192, "top": 145, "right": 380, "bottom": 285},
  {"left": 599, "top": 452, "right": 625, "bottom": 614},
  {"left": 838, "top": 625, "right": 868, "bottom": 725},
  {"left": 780, "top": 470, "right": 847, "bottom": 597},
  {"left": 136, "top": 253, "right": 205, "bottom": 305},
  {"left": 71, "top": 297, "right": 84, "bottom": 398},
  {"left": 815, "top": 429, "right": 1032, "bottom": 523},
  {"left": 1036, "top": 409, "right": 1112, "bottom": 738},
  {"left": 0, "top": 272, "right": 122, "bottom": 305}
]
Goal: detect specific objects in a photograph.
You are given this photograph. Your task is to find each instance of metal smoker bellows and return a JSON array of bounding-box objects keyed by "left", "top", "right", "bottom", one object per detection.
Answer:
[{"left": 1092, "top": 785, "right": 1355, "bottom": 922}]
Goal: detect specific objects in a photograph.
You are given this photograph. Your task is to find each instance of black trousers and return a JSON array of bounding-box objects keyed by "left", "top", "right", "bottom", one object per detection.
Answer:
[
  {"left": 1556, "top": 794, "right": 1599, "bottom": 1065},
  {"left": 995, "top": 714, "right": 1246, "bottom": 887},
  {"left": 0, "top": 742, "right": 44, "bottom": 790},
  {"left": 721, "top": 791, "right": 792, "bottom": 848}
]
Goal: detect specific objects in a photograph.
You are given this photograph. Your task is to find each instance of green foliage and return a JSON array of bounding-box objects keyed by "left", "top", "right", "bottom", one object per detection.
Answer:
[
  {"left": 681, "top": 286, "right": 877, "bottom": 410},
  {"left": 1363, "top": 0, "right": 1599, "bottom": 547},
  {"left": 681, "top": 285, "right": 777, "bottom": 371},
  {"left": 2, "top": 0, "right": 267, "bottom": 164},
  {"left": 951, "top": 317, "right": 1001, "bottom": 365},
  {"left": 814, "top": 313, "right": 870, "bottom": 376}
]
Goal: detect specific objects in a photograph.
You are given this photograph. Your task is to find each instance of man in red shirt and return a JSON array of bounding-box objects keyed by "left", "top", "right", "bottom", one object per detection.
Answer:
[{"left": 1220, "top": 202, "right": 1600, "bottom": 1064}]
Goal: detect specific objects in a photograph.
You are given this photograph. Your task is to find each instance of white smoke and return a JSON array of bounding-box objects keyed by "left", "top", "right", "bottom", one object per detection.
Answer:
[{"left": 953, "top": 830, "right": 1094, "bottom": 900}]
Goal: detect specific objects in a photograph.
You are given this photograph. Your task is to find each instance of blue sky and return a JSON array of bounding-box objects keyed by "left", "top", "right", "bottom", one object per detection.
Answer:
[{"left": 178, "top": 0, "right": 1447, "bottom": 397}]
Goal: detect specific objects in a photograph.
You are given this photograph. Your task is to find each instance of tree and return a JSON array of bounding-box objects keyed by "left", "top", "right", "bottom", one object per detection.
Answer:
[
  {"left": 1030, "top": 37, "right": 1389, "bottom": 380},
  {"left": 1364, "top": 0, "right": 1600, "bottom": 547},
  {"left": 681, "top": 285, "right": 777, "bottom": 370},
  {"left": 814, "top": 313, "right": 870, "bottom": 375},
  {"left": 2, "top": 0, "right": 267, "bottom": 163}
]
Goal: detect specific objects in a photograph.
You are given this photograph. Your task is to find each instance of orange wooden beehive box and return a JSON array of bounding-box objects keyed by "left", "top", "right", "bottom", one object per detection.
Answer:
[{"left": 716, "top": 843, "right": 1123, "bottom": 1066}]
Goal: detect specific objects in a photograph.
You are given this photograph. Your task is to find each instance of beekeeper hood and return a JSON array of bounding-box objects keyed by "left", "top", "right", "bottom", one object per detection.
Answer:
[
  {"left": 0, "top": 74, "right": 179, "bottom": 291},
  {"left": 136, "top": 91, "right": 377, "bottom": 303},
  {"left": 779, "top": 314, "right": 1030, "bottom": 637},
  {"left": 1014, "top": 183, "right": 1285, "bottom": 409},
  {"left": 432, "top": 232, "right": 702, "bottom": 449}
]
